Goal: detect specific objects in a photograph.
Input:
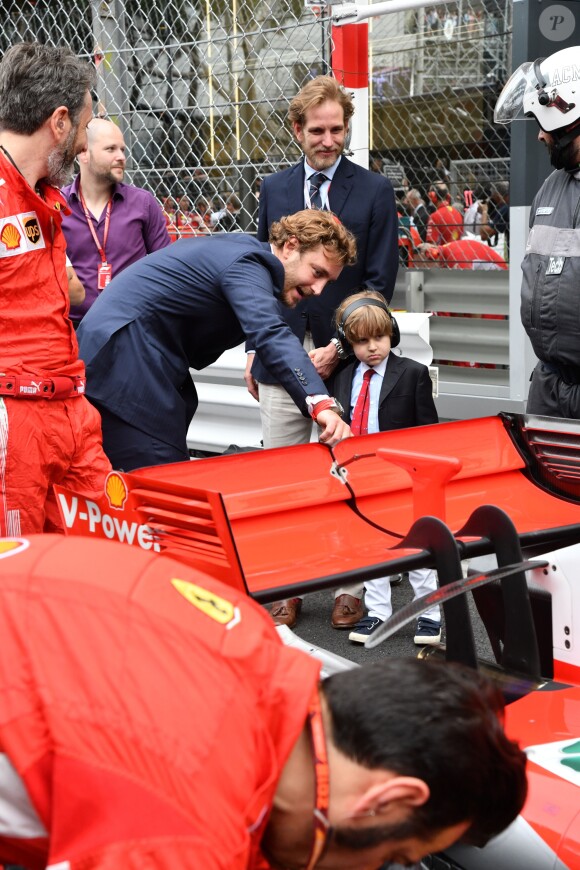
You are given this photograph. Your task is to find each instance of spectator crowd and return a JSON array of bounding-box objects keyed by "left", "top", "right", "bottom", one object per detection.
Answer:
[{"left": 386, "top": 170, "right": 510, "bottom": 271}]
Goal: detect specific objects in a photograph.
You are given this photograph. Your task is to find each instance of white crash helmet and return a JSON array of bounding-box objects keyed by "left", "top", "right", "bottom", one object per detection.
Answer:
[{"left": 495, "top": 46, "right": 580, "bottom": 132}]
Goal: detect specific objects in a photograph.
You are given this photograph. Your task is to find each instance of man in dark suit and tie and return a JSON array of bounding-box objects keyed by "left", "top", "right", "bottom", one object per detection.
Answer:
[
  {"left": 244, "top": 75, "right": 399, "bottom": 631},
  {"left": 77, "top": 210, "right": 355, "bottom": 471},
  {"left": 405, "top": 189, "right": 430, "bottom": 243}
]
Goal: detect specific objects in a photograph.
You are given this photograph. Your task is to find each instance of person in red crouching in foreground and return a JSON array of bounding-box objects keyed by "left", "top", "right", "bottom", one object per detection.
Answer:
[{"left": 0, "top": 535, "right": 527, "bottom": 870}]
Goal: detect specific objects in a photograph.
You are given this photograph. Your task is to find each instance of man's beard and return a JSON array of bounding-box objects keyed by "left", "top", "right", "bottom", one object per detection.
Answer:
[
  {"left": 309, "top": 148, "right": 343, "bottom": 172},
  {"left": 95, "top": 167, "right": 125, "bottom": 186},
  {"left": 546, "top": 136, "right": 579, "bottom": 171},
  {"left": 332, "top": 815, "right": 431, "bottom": 850},
  {"left": 46, "top": 127, "right": 78, "bottom": 186},
  {"left": 281, "top": 287, "right": 296, "bottom": 308}
]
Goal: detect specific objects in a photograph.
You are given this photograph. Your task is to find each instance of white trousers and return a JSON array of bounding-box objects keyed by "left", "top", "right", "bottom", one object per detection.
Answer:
[
  {"left": 258, "top": 333, "right": 362, "bottom": 600},
  {"left": 259, "top": 381, "right": 317, "bottom": 448},
  {"left": 364, "top": 568, "right": 441, "bottom": 623},
  {"left": 258, "top": 333, "right": 317, "bottom": 449}
]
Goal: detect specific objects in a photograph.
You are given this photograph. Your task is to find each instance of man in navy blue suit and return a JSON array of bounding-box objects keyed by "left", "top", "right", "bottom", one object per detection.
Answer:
[
  {"left": 245, "top": 76, "right": 399, "bottom": 631},
  {"left": 77, "top": 210, "right": 355, "bottom": 471}
]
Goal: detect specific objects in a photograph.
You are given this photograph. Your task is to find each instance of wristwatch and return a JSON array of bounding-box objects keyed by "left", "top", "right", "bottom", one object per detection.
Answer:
[
  {"left": 307, "top": 397, "right": 345, "bottom": 422},
  {"left": 330, "top": 337, "right": 348, "bottom": 360}
]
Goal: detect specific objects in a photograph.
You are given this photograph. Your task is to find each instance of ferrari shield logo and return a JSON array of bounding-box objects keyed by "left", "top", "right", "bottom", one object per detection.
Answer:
[{"left": 172, "top": 578, "right": 241, "bottom": 628}]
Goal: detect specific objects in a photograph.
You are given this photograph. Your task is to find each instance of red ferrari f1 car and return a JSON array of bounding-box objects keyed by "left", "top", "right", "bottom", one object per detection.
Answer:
[{"left": 55, "top": 412, "right": 580, "bottom": 869}]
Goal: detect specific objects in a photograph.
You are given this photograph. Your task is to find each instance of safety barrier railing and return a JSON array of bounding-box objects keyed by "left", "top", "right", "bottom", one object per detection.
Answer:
[{"left": 187, "top": 266, "right": 525, "bottom": 454}]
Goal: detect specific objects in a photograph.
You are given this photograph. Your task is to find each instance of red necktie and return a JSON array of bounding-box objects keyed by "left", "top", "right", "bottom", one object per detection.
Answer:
[{"left": 351, "top": 369, "right": 375, "bottom": 436}]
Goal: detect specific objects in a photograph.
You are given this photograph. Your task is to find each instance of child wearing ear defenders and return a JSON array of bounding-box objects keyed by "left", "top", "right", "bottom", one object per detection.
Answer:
[{"left": 330, "top": 289, "right": 442, "bottom": 645}]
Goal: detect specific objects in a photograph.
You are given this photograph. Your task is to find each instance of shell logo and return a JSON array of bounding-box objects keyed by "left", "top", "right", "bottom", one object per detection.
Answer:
[
  {"left": 105, "top": 471, "right": 128, "bottom": 510},
  {"left": 1, "top": 223, "right": 21, "bottom": 250},
  {"left": 0, "top": 538, "right": 29, "bottom": 559}
]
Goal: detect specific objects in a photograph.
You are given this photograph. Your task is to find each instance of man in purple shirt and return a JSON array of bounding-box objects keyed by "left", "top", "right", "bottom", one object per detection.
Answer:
[{"left": 62, "top": 118, "right": 171, "bottom": 325}]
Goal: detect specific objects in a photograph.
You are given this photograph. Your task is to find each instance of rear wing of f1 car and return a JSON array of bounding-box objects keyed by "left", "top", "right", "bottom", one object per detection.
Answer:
[{"left": 55, "top": 413, "right": 580, "bottom": 602}]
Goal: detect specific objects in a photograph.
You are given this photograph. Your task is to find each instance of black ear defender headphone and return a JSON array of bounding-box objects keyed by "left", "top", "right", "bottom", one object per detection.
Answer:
[{"left": 338, "top": 298, "right": 400, "bottom": 349}]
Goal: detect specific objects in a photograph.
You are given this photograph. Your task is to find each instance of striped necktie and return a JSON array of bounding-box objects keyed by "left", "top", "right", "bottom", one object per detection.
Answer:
[{"left": 309, "top": 172, "right": 328, "bottom": 210}]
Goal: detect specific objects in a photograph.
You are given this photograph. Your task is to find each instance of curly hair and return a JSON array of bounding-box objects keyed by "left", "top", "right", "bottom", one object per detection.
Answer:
[
  {"left": 269, "top": 209, "right": 357, "bottom": 267},
  {"left": 288, "top": 76, "right": 354, "bottom": 128}
]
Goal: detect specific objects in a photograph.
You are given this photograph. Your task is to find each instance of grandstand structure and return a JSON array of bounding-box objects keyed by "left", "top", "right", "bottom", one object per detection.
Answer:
[{"left": 1, "top": 0, "right": 511, "bottom": 232}]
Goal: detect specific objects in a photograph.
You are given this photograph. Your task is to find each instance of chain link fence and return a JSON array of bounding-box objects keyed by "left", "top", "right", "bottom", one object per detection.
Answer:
[{"left": 2, "top": 0, "right": 511, "bottom": 247}]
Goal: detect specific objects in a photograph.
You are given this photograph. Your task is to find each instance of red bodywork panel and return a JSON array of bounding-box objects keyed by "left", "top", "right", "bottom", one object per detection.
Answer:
[
  {"left": 56, "top": 416, "right": 580, "bottom": 601},
  {"left": 51, "top": 414, "right": 580, "bottom": 864},
  {"left": 506, "top": 684, "right": 580, "bottom": 861}
]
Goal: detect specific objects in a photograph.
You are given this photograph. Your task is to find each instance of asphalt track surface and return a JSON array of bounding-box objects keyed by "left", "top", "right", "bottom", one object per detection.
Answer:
[{"left": 274, "top": 567, "right": 496, "bottom": 667}]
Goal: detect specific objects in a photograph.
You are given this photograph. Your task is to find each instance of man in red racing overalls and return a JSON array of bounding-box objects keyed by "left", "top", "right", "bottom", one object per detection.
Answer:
[
  {"left": 420, "top": 239, "right": 507, "bottom": 270},
  {"left": 0, "top": 535, "right": 527, "bottom": 870},
  {"left": 426, "top": 183, "right": 463, "bottom": 245},
  {"left": 0, "top": 43, "right": 111, "bottom": 536}
]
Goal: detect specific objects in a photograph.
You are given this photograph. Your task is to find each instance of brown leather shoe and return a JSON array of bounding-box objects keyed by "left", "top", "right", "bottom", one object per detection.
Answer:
[
  {"left": 270, "top": 598, "right": 302, "bottom": 629},
  {"left": 331, "top": 594, "right": 364, "bottom": 628}
]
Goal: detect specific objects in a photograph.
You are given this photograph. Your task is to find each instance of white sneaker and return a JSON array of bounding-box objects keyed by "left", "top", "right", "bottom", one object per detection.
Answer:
[{"left": 414, "top": 617, "right": 441, "bottom": 645}]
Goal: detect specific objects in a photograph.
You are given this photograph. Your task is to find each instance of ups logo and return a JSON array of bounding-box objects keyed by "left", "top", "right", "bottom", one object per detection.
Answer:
[{"left": 24, "top": 216, "right": 41, "bottom": 244}]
